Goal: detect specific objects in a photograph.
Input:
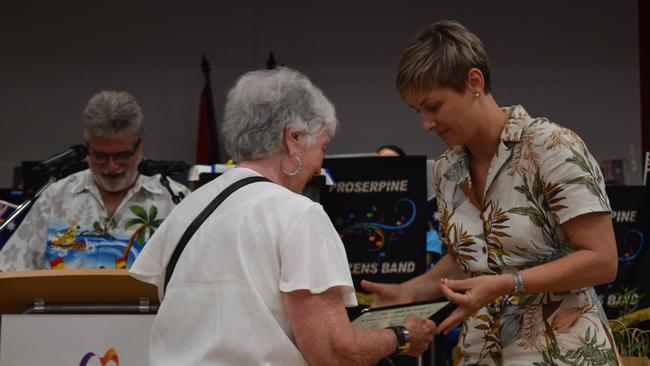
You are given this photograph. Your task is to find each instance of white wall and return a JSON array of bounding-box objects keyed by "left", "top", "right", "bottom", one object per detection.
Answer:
[{"left": 0, "top": 0, "right": 640, "bottom": 187}]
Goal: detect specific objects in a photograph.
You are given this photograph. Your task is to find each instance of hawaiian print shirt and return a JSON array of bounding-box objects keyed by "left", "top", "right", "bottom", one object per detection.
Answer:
[
  {"left": 0, "top": 169, "right": 190, "bottom": 271},
  {"left": 433, "top": 105, "right": 619, "bottom": 365}
]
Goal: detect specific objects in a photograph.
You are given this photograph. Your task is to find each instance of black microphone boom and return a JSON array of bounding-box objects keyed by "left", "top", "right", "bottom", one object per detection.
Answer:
[
  {"left": 138, "top": 159, "right": 190, "bottom": 176},
  {"left": 35, "top": 145, "right": 88, "bottom": 173}
]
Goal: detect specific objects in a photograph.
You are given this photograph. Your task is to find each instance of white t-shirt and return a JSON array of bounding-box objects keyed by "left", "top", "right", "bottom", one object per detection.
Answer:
[{"left": 130, "top": 167, "right": 357, "bottom": 366}]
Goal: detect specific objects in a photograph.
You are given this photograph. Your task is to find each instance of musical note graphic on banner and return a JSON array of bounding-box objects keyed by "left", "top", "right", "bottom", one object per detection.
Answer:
[{"left": 336, "top": 198, "right": 416, "bottom": 260}]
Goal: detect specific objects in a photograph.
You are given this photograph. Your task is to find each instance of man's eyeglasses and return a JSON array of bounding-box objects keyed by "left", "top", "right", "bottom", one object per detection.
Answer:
[{"left": 87, "top": 138, "right": 141, "bottom": 163}]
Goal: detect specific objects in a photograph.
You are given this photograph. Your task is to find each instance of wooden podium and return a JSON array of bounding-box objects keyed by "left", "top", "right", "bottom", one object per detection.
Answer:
[
  {"left": 0, "top": 269, "right": 159, "bottom": 365},
  {"left": 0, "top": 269, "right": 158, "bottom": 314}
]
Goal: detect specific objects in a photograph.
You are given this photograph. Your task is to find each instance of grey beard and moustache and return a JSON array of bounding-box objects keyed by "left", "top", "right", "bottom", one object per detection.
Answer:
[{"left": 90, "top": 166, "right": 139, "bottom": 193}]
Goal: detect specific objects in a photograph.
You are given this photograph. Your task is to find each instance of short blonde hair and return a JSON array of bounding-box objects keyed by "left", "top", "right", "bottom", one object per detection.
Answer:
[{"left": 396, "top": 20, "right": 491, "bottom": 100}]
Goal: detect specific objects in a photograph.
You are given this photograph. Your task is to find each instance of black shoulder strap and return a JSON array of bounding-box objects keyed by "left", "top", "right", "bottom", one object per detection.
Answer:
[{"left": 163, "top": 176, "right": 271, "bottom": 293}]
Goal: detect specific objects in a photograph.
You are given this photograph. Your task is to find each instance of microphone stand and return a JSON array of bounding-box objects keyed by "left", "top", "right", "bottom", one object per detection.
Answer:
[
  {"left": 0, "top": 160, "right": 87, "bottom": 232},
  {"left": 159, "top": 174, "right": 185, "bottom": 205},
  {"left": 0, "top": 175, "right": 57, "bottom": 232}
]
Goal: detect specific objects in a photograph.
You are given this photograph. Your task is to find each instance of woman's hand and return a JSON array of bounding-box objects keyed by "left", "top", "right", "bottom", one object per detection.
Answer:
[
  {"left": 361, "top": 255, "right": 467, "bottom": 308},
  {"left": 400, "top": 315, "right": 437, "bottom": 357},
  {"left": 360, "top": 279, "right": 416, "bottom": 307},
  {"left": 436, "top": 274, "right": 513, "bottom": 334}
]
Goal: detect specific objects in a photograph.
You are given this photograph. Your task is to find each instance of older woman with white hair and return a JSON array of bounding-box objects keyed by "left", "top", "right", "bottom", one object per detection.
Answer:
[{"left": 130, "top": 67, "right": 435, "bottom": 366}]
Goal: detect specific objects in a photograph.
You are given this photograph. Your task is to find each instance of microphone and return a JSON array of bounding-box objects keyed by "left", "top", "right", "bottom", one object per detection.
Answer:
[
  {"left": 35, "top": 145, "right": 88, "bottom": 173},
  {"left": 138, "top": 159, "right": 190, "bottom": 176}
]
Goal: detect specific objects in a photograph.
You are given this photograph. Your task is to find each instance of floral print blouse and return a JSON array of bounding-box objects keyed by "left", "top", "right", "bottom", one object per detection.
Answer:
[{"left": 433, "top": 105, "right": 619, "bottom": 365}]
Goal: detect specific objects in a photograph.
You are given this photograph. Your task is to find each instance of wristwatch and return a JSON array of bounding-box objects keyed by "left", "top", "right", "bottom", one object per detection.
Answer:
[{"left": 387, "top": 326, "right": 411, "bottom": 355}]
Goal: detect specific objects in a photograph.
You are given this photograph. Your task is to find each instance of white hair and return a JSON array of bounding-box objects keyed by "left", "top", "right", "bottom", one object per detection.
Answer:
[
  {"left": 82, "top": 90, "right": 144, "bottom": 138},
  {"left": 222, "top": 67, "right": 337, "bottom": 161}
]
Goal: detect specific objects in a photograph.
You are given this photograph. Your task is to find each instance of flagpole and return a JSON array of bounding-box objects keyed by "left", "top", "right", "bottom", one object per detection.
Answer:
[
  {"left": 200, "top": 54, "right": 222, "bottom": 164},
  {"left": 643, "top": 151, "right": 650, "bottom": 186}
]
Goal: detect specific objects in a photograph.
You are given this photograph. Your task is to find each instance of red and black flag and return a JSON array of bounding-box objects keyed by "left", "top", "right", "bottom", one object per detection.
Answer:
[{"left": 196, "top": 55, "right": 222, "bottom": 164}]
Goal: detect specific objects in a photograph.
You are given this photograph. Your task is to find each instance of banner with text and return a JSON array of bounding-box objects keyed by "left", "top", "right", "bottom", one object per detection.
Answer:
[
  {"left": 320, "top": 156, "right": 428, "bottom": 305},
  {"left": 595, "top": 186, "right": 650, "bottom": 330}
]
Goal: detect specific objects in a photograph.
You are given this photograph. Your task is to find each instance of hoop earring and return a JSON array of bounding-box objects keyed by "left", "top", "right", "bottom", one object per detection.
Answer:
[{"left": 281, "top": 155, "right": 302, "bottom": 176}]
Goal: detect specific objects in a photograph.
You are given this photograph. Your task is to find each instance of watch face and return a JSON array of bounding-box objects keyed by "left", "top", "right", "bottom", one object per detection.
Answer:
[
  {"left": 401, "top": 327, "right": 411, "bottom": 342},
  {"left": 395, "top": 326, "right": 410, "bottom": 354},
  {"left": 399, "top": 331, "right": 410, "bottom": 352}
]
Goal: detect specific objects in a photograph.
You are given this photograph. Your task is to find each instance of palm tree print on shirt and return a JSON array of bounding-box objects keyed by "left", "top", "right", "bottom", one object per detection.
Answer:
[{"left": 115, "top": 205, "right": 163, "bottom": 268}]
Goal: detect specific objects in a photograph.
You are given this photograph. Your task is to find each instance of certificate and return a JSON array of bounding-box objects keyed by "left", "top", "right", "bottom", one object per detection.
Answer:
[{"left": 350, "top": 300, "right": 456, "bottom": 329}]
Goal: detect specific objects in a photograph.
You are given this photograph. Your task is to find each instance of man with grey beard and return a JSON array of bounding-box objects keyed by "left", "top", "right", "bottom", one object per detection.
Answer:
[{"left": 0, "top": 91, "right": 190, "bottom": 271}]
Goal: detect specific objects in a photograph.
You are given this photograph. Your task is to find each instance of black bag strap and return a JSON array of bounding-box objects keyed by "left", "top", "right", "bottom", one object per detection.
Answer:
[{"left": 163, "top": 176, "right": 271, "bottom": 293}]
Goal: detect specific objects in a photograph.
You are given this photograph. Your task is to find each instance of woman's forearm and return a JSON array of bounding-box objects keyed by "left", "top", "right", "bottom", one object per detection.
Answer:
[{"left": 508, "top": 212, "right": 617, "bottom": 295}]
